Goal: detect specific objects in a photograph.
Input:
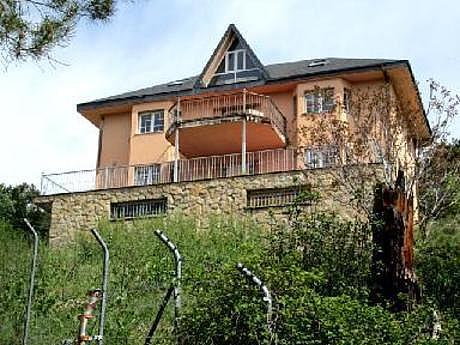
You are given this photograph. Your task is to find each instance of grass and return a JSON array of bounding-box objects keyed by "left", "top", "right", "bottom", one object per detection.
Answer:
[{"left": 0, "top": 214, "right": 265, "bottom": 345}]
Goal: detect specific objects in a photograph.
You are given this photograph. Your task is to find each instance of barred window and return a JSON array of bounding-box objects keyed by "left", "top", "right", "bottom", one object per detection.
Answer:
[
  {"left": 134, "top": 165, "right": 161, "bottom": 186},
  {"left": 110, "top": 198, "right": 167, "bottom": 220},
  {"left": 247, "top": 187, "right": 307, "bottom": 208},
  {"left": 304, "top": 146, "right": 338, "bottom": 169}
]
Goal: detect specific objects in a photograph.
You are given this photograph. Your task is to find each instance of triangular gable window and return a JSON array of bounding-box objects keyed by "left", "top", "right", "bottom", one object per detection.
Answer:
[{"left": 196, "top": 24, "right": 267, "bottom": 88}]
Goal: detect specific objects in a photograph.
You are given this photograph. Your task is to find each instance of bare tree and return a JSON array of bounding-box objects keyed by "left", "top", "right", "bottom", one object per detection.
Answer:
[{"left": 299, "top": 80, "right": 459, "bottom": 227}]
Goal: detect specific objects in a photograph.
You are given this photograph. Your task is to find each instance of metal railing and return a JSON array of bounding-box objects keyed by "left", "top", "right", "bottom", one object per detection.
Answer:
[
  {"left": 40, "top": 148, "right": 298, "bottom": 195},
  {"left": 168, "top": 90, "right": 286, "bottom": 137}
]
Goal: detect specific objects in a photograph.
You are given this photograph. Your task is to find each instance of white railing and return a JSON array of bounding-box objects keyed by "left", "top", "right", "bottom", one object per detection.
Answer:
[
  {"left": 168, "top": 90, "right": 286, "bottom": 137},
  {"left": 40, "top": 148, "right": 298, "bottom": 195}
]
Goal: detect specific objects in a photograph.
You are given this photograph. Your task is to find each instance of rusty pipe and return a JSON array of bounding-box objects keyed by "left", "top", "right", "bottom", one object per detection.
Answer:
[{"left": 77, "top": 289, "right": 103, "bottom": 345}]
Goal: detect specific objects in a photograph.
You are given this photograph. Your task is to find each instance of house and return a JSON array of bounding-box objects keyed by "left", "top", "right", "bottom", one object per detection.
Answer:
[{"left": 38, "top": 24, "right": 430, "bottom": 244}]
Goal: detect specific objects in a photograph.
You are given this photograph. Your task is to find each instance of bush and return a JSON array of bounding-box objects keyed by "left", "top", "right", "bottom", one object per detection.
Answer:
[
  {"left": 1, "top": 213, "right": 458, "bottom": 344},
  {"left": 417, "top": 215, "right": 460, "bottom": 318}
]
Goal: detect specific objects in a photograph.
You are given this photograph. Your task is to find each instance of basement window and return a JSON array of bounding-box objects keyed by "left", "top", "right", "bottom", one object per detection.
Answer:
[
  {"left": 139, "top": 110, "right": 164, "bottom": 134},
  {"left": 110, "top": 198, "right": 167, "bottom": 220},
  {"left": 247, "top": 187, "right": 308, "bottom": 209}
]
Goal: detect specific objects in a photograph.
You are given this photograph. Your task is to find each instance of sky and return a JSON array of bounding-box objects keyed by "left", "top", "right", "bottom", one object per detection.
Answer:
[{"left": 1, "top": 0, "right": 459, "bottom": 187}]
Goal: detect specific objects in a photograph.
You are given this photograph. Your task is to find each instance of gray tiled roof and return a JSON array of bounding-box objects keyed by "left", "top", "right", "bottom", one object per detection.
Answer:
[{"left": 79, "top": 58, "right": 404, "bottom": 108}]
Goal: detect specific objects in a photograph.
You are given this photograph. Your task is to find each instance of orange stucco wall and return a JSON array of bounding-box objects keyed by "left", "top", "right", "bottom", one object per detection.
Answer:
[
  {"left": 98, "top": 112, "right": 131, "bottom": 168},
  {"left": 128, "top": 101, "right": 176, "bottom": 166},
  {"left": 95, "top": 77, "right": 417, "bottom": 179},
  {"left": 267, "top": 90, "right": 296, "bottom": 146}
]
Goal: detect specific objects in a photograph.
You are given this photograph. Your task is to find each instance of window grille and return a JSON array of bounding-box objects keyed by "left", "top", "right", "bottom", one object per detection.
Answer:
[
  {"left": 110, "top": 198, "right": 167, "bottom": 220},
  {"left": 247, "top": 187, "right": 307, "bottom": 208}
]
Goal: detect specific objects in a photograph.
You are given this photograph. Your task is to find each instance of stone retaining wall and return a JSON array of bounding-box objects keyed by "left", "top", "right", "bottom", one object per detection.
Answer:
[{"left": 36, "top": 167, "right": 383, "bottom": 245}]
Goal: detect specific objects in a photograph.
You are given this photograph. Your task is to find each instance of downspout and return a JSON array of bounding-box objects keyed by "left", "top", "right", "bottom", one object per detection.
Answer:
[
  {"left": 96, "top": 117, "right": 104, "bottom": 169},
  {"left": 173, "top": 98, "right": 181, "bottom": 182},
  {"left": 242, "top": 89, "right": 247, "bottom": 174}
]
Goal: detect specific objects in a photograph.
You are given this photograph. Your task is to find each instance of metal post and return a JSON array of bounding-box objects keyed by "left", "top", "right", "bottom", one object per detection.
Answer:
[
  {"left": 174, "top": 98, "right": 181, "bottom": 183},
  {"left": 40, "top": 172, "right": 44, "bottom": 195},
  {"left": 22, "top": 219, "right": 39, "bottom": 345},
  {"left": 236, "top": 263, "right": 273, "bottom": 336},
  {"left": 154, "top": 230, "right": 182, "bottom": 343},
  {"left": 242, "top": 90, "right": 247, "bottom": 174},
  {"left": 90, "top": 229, "right": 109, "bottom": 345},
  {"left": 144, "top": 285, "right": 175, "bottom": 345},
  {"left": 102, "top": 167, "right": 109, "bottom": 189}
]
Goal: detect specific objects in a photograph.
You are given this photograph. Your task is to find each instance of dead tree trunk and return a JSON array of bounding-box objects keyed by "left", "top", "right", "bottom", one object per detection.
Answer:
[{"left": 370, "top": 172, "right": 420, "bottom": 311}]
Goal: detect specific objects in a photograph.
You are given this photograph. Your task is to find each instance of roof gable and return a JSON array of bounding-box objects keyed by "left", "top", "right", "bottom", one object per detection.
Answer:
[{"left": 195, "top": 24, "right": 268, "bottom": 88}]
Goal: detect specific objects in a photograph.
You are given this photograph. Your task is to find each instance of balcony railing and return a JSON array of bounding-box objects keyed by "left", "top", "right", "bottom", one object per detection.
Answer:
[
  {"left": 40, "top": 148, "right": 298, "bottom": 195},
  {"left": 168, "top": 90, "right": 286, "bottom": 137}
]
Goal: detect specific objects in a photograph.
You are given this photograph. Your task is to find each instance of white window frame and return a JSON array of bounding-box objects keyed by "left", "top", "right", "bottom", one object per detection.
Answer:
[
  {"left": 225, "top": 49, "right": 246, "bottom": 73},
  {"left": 138, "top": 110, "right": 164, "bottom": 134},
  {"left": 304, "top": 88, "right": 335, "bottom": 114}
]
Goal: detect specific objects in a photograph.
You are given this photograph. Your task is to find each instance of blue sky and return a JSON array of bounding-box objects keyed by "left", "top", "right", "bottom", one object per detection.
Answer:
[{"left": 1, "top": 0, "right": 459, "bottom": 187}]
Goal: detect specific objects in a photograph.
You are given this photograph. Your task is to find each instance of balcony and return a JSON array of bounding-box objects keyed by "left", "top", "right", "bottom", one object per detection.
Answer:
[
  {"left": 40, "top": 148, "right": 299, "bottom": 195},
  {"left": 166, "top": 91, "right": 287, "bottom": 157}
]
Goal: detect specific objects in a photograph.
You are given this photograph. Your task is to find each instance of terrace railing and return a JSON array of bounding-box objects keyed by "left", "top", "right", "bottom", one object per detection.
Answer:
[
  {"left": 40, "top": 148, "right": 298, "bottom": 195},
  {"left": 168, "top": 90, "right": 286, "bottom": 137}
]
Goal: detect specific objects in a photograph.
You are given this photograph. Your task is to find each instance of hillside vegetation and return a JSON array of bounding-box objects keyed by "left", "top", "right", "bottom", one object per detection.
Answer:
[{"left": 1, "top": 212, "right": 458, "bottom": 345}]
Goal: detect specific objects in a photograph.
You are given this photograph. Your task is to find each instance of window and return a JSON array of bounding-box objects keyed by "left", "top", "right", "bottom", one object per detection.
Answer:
[
  {"left": 304, "top": 146, "right": 338, "bottom": 169},
  {"left": 225, "top": 49, "right": 246, "bottom": 73},
  {"left": 344, "top": 88, "right": 351, "bottom": 112},
  {"left": 134, "top": 164, "right": 161, "bottom": 186},
  {"left": 139, "top": 110, "right": 164, "bottom": 134},
  {"left": 247, "top": 187, "right": 309, "bottom": 208},
  {"left": 304, "top": 88, "right": 335, "bottom": 113},
  {"left": 110, "top": 198, "right": 167, "bottom": 220}
]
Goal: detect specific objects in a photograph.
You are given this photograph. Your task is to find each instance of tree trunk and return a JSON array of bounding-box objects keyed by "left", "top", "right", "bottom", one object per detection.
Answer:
[{"left": 370, "top": 173, "right": 420, "bottom": 311}]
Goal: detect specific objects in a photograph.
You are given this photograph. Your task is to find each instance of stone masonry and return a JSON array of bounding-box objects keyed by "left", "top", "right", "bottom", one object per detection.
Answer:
[{"left": 36, "top": 167, "right": 383, "bottom": 246}]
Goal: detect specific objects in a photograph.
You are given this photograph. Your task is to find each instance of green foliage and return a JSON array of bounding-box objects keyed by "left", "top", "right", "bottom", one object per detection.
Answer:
[
  {"left": 0, "top": 183, "right": 50, "bottom": 238},
  {"left": 416, "top": 215, "right": 460, "bottom": 318},
  {"left": 0, "top": 0, "right": 115, "bottom": 63},
  {"left": 0, "top": 213, "right": 458, "bottom": 344}
]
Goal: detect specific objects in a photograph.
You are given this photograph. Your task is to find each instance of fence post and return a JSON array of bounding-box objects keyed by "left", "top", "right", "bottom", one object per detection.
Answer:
[
  {"left": 154, "top": 230, "right": 182, "bottom": 344},
  {"left": 90, "top": 229, "right": 109, "bottom": 345},
  {"left": 22, "top": 219, "right": 39, "bottom": 345},
  {"left": 236, "top": 263, "right": 273, "bottom": 340}
]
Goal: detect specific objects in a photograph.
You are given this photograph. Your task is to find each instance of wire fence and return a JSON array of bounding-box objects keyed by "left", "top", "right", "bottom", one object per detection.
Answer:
[{"left": 1, "top": 216, "right": 272, "bottom": 345}]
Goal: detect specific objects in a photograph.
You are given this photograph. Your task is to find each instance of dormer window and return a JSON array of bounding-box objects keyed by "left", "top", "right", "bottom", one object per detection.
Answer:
[{"left": 225, "top": 49, "right": 246, "bottom": 73}]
